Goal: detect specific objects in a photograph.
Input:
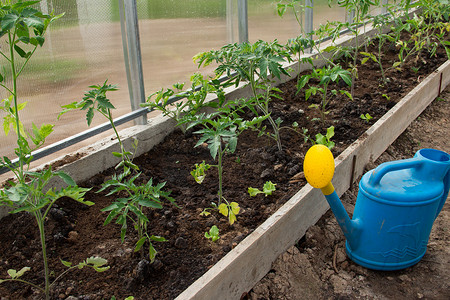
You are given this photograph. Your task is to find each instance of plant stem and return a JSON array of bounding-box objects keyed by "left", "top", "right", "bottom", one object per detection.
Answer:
[
  {"left": 249, "top": 74, "right": 283, "bottom": 151},
  {"left": 0, "top": 278, "right": 44, "bottom": 292},
  {"left": 378, "top": 37, "right": 386, "bottom": 83},
  {"left": 8, "top": 30, "right": 24, "bottom": 180},
  {"left": 137, "top": 218, "right": 145, "bottom": 258},
  {"left": 321, "top": 84, "right": 328, "bottom": 123},
  {"left": 106, "top": 109, "right": 129, "bottom": 162},
  {"left": 35, "top": 210, "right": 50, "bottom": 300},
  {"left": 217, "top": 143, "right": 223, "bottom": 204}
]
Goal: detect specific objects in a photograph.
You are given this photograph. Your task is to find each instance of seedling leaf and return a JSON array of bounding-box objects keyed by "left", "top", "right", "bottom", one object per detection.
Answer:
[{"left": 60, "top": 259, "right": 72, "bottom": 267}]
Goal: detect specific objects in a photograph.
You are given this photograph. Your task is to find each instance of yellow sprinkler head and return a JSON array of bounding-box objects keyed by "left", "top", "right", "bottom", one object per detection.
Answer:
[{"left": 303, "top": 145, "right": 335, "bottom": 189}]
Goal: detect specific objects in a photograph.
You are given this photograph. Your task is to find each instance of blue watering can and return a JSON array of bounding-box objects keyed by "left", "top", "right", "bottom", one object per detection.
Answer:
[{"left": 304, "top": 146, "right": 450, "bottom": 271}]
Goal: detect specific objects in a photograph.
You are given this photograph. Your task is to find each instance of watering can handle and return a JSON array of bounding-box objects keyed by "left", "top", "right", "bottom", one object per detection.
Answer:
[
  {"left": 368, "top": 158, "right": 423, "bottom": 186},
  {"left": 435, "top": 169, "right": 450, "bottom": 219}
]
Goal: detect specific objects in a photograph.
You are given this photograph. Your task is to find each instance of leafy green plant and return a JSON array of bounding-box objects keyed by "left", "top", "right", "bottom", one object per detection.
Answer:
[
  {"left": 329, "top": 0, "right": 378, "bottom": 97},
  {"left": 99, "top": 174, "right": 176, "bottom": 262},
  {"left": 141, "top": 73, "right": 227, "bottom": 133},
  {"left": 184, "top": 100, "right": 268, "bottom": 205},
  {"left": 218, "top": 199, "right": 240, "bottom": 225},
  {"left": 360, "top": 13, "right": 393, "bottom": 84},
  {"left": 298, "top": 65, "right": 352, "bottom": 122},
  {"left": 315, "top": 126, "right": 335, "bottom": 150},
  {"left": 277, "top": 1, "right": 345, "bottom": 68},
  {"left": 360, "top": 113, "right": 373, "bottom": 122},
  {"left": 195, "top": 40, "right": 290, "bottom": 151},
  {"left": 200, "top": 199, "right": 240, "bottom": 225},
  {"left": 185, "top": 100, "right": 266, "bottom": 225},
  {"left": 387, "top": 0, "right": 450, "bottom": 71},
  {"left": 0, "top": 3, "right": 106, "bottom": 299},
  {"left": 191, "top": 161, "right": 211, "bottom": 184},
  {"left": 382, "top": 93, "right": 391, "bottom": 101},
  {"left": 248, "top": 181, "right": 277, "bottom": 197},
  {"left": 61, "top": 82, "right": 176, "bottom": 262},
  {"left": 60, "top": 81, "right": 138, "bottom": 175},
  {"left": 204, "top": 225, "right": 220, "bottom": 242}
]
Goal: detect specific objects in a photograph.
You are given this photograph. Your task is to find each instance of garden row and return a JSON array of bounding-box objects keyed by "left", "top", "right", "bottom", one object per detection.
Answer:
[{"left": 0, "top": 0, "right": 449, "bottom": 299}]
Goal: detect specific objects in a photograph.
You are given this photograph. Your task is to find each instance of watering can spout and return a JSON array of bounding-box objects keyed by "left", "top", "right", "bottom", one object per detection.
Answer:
[{"left": 303, "top": 145, "right": 362, "bottom": 250}]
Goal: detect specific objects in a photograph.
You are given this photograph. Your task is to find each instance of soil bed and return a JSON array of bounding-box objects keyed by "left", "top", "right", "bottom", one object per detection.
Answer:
[{"left": 0, "top": 34, "right": 448, "bottom": 299}]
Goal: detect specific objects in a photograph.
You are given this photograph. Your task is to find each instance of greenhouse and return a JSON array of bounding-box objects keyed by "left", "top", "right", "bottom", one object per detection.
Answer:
[{"left": 0, "top": 0, "right": 449, "bottom": 299}]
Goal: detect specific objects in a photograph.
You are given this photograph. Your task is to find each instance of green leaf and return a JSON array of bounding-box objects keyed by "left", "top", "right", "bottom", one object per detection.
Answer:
[
  {"left": 149, "top": 235, "right": 167, "bottom": 242},
  {"left": 134, "top": 237, "right": 146, "bottom": 252},
  {"left": 86, "top": 256, "right": 108, "bottom": 267},
  {"left": 210, "top": 225, "right": 219, "bottom": 236},
  {"left": 138, "top": 198, "right": 163, "bottom": 209},
  {"left": 55, "top": 171, "right": 76, "bottom": 186},
  {"left": 60, "top": 259, "right": 72, "bottom": 267},
  {"left": 199, "top": 210, "right": 210, "bottom": 216},
  {"left": 262, "top": 181, "right": 276, "bottom": 196},
  {"left": 30, "top": 35, "right": 45, "bottom": 46},
  {"left": 277, "top": 4, "right": 287, "bottom": 17},
  {"left": 230, "top": 202, "right": 240, "bottom": 215},
  {"left": 97, "top": 97, "right": 115, "bottom": 110},
  {"left": 228, "top": 211, "right": 237, "bottom": 225},
  {"left": 39, "top": 123, "right": 54, "bottom": 139},
  {"left": 338, "top": 72, "right": 352, "bottom": 87},
  {"left": 112, "top": 152, "right": 123, "bottom": 158},
  {"left": 227, "top": 136, "right": 238, "bottom": 153},
  {"left": 23, "top": 16, "right": 44, "bottom": 33},
  {"left": 326, "top": 126, "right": 335, "bottom": 140},
  {"left": 86, "top": 107, "right": 94, "bottom": 126},
  {"left": 248, "top": 187, "right": 262, "bottom": 197},
  {"left": 14, "top": 44, "right": 29, "bottom": 58},
  {"left": 94, "top": 265, "right": 110, "bottom": 272},
  {"left": 133, "top": 208, "right": 150, "bottom": 225},
  {"left": 12, "top": 1, "right": 40, "bottom": 10},
  {"left": 218, "top": 203, "right": 228, "bottom": 217},
  {"left": 21, "top": 7, "right": 39, "bottom": 18},
  {"left": 7, "top": 269, "right": 17, "bottom": 278},
  {"left": 297, "top": 75, "right": 310, "bottom": 90},
  {"left": 392, "top": 61, "right": 402, "bottom": 68},
  {"left": 2, "top": 14, "right": 19, "bottom": 32},
  {"left": 8, "top": 267, "right": 30, "bottom": 279},
  {"left": 148, "top": 244, "right": 157, "bottom": 263},
  {"left": 315, "top": 133, "right": 326, "bottom": 145}
]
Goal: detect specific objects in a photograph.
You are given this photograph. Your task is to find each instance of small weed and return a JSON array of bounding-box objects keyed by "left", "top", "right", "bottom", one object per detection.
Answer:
[
  {"left": 360, "top": 113, "right": 373, "bottom": 123},
  {"left": 248, "top": 181, "right": 277, "bottom": 197},
  {"left": 205, "top": 225, "right": 220, "bottom": 242},
  {"left": 315, "top": 126, "right": 335, "bottom": 150}
]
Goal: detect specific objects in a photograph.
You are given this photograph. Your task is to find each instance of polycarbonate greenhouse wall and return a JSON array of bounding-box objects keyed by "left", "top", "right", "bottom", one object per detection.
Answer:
[{"left": 0, "top": 0, "right": 387, "bottom": 174}]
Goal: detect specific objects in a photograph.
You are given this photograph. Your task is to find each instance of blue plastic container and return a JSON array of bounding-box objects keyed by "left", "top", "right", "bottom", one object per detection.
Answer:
[{"left": 346, "top": 148, "right": 450, "bottom": 270}]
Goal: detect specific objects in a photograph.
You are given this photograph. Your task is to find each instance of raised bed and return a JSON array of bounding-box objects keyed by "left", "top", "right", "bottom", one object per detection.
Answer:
[{"left": 175, "top": 60, "right": 450, "bottom": 300}]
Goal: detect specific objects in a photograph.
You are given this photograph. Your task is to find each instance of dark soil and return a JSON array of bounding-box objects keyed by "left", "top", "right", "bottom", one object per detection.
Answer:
[{"left": 0, "top": 32, "right": 448, "bottom": 300}]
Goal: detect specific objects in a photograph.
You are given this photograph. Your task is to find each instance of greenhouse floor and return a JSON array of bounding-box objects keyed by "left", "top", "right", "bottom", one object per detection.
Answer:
[{"left": 248, "top": 86, "right": 450, "bottom": 300}]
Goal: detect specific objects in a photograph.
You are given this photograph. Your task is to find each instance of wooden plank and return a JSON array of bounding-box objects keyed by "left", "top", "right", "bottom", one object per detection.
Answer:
[{"left": 176, "top": 60, "right": 450, "bottom": 300}]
